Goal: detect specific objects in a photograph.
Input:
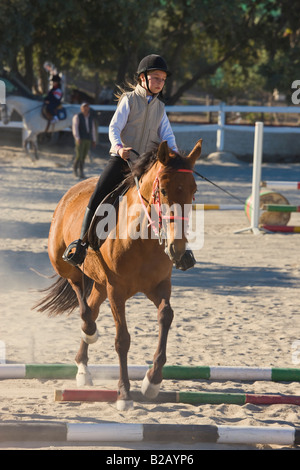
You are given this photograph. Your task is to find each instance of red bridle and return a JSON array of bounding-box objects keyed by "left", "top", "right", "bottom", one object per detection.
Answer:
[{"left": 136, "top": 167, "right": 194, "bottom": 243}]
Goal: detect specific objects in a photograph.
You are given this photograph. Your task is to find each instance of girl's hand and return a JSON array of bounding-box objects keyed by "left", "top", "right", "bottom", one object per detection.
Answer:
[{"left": 118, "top": 147, "right": 132, "bottom": 160}]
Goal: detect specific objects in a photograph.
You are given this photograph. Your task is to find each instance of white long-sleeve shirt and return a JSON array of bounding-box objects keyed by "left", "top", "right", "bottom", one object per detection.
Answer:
[{"left": 109, "top": 94, "right": 178, "bottom": 154}]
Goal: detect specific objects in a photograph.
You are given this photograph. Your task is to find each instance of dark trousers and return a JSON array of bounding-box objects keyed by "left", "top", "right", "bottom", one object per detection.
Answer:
[{"left": 88, "top": 155, "right": 129, "bottom": 213}]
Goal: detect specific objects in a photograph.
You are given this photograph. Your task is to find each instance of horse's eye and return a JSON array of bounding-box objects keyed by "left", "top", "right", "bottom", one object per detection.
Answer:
[{"left": 161, "top": 188, "right": 167, "bottom": 197}]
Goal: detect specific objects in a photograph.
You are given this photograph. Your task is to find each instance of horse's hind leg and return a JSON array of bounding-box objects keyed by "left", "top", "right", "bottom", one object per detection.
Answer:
[
  {"left": 24, "top": 131, "right": 39, "bottom": 161},
  {"left": 33, "top": 138, "right": 39, "bottom": 160},
  {"left": 142, "top": 280, "right": 174, "bottom": 399},
  {"left": 71, "top": 281, "right": 107, "bottom": 386},
  {"left": 24, "top": 137, "right": 31, "bottom": 156}
]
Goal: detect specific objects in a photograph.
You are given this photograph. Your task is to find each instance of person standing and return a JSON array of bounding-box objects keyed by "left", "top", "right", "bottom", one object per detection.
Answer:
[{"left": 72, "top": 102, "right": 97, "bottom": 178}]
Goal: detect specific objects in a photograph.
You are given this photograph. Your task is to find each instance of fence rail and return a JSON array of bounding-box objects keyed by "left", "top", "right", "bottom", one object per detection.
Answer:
[{"left": 1, "top": 103, "right": 300, "bottom": 151}]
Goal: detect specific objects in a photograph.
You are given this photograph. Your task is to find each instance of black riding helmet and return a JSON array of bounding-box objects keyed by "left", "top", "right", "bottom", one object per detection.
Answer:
[
  {"left": 137, "top": 54, "right": 171, "bottom": 95},
  {"left": 137, "top": 54, "right": 171, "bottom": 77},
  {"left": 51, "top": 74, "right": 61, "bottom": 82}
]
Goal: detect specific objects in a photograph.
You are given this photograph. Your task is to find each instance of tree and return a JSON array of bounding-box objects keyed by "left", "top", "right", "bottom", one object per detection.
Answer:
[
  {"left": 0, "top": 0, "right": 84, "bottom": 92},
  {"left": 145, "top": 0, "right": 300, "bottom": 103},
  {"left": 257, "top": 0, "right": 300, "bottom": 98},
  {"left": 0, "top": 0, "right": 299, "bottom": 104}
]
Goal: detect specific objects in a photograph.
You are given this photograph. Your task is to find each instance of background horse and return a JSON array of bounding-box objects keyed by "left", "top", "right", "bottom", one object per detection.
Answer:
[
  {"left": 34, "top": 140, "right": 202, "bottom": 410},
  {"left": 1, "top": 95, "right": 80, "bottom": 159}
]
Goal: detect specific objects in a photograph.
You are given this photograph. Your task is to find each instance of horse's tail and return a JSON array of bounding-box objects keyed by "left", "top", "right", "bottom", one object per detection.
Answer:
[{"left": 32, "top": 274, "right": 94, "bottom": 316}]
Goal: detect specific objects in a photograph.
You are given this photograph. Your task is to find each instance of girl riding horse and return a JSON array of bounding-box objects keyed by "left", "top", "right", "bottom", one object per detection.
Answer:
[
  {"left": 43, "top": 74, "right": 63, "bottom": 124},
  {"left": 63, "top": 54, "right": 195, "bottom": 271}
]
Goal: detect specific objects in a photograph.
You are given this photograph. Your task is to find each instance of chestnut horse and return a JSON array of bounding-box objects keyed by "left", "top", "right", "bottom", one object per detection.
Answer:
[{"left": 34, "top": 139, "right": 202, "bottom": 410}]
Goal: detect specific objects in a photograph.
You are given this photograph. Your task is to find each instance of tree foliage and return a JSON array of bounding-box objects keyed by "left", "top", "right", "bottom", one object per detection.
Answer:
[{"left": 0, "top": 0, "right": 298, "bottom": 103}]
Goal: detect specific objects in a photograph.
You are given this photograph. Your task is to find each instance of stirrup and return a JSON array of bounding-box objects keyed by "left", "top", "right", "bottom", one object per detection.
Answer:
[
  {"left": 175, "top": 249, "right": 196, "bottom": 271},
  {"left": 62, "top": 239, "right": 87, "bottom": 266}
]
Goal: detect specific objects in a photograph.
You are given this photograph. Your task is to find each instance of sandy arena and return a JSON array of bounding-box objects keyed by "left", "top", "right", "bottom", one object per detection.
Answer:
[{"left": 0, "top": 141, "right": 299, "bottom": 450}]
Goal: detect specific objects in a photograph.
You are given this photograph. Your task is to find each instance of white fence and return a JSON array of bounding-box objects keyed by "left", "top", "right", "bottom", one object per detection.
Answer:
[{"left": 1, "top": 103, "right": 300, "bottom": 152}]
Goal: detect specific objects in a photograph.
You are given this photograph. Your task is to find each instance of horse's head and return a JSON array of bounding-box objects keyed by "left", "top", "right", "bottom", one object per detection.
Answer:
[
  {"left": 0, "top": 104, "right": 9, "bottom": 125},
  {"left": 154, "top": 140, "right": 202, "bottom": 263}
]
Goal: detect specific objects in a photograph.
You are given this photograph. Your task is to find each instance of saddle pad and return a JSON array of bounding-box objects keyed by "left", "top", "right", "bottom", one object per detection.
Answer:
[
  {"left": 57, "top": 107, "right": 67, "bottom": 120},
  {"left": 41, "top": 104, "right": 66, "bottom": 121},
  {"left": 88, "top": 182, "right": 130, "bottom": 251}
]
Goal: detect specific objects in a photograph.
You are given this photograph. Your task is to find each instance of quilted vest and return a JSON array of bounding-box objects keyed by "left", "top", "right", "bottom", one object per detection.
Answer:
[
  {"left": 78, "top": 112, "right": 93, "bottom": 140},
  {"left": 111, "top": 84, "right": 165, "bottom": 155}
]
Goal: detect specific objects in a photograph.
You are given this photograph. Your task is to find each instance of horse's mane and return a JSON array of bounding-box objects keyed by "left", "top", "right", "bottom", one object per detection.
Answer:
[{"left": 125, "top": 146, "right": 192, "bottom": 188}]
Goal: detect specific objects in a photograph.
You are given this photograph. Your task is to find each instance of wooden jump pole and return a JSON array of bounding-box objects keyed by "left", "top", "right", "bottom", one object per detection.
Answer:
[
  {"left": 262, "top": 225, "right": 300, "bottom": 233},
  {"left": 262, "top": 204, "right": 300, "bottom": 213},
  {"left": 54, "top": 388, "right": 300, "bottom": 406},
  {"left": 262, "top": 181, "right": 300, "bottom": 190},
  {"left": 192, "top": 204, "right": 244, "bottom": 210},
  {"left": 1, "top": 364, "right": 300, "bottom": 381},
  {"left": 0, "top": 422, "right": 299, "bottom": 445}
]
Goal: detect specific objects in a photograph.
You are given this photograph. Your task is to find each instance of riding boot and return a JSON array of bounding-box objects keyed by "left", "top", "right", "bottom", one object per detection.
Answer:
[
  {"left": 73, "top": 159, "right": 79, "bottom": 177},
  {"left": 79, "top": 161, "right": 85, "bottom": 179},
  {"left": 62, "top": 207, "right": 94, "bottom": 266}
]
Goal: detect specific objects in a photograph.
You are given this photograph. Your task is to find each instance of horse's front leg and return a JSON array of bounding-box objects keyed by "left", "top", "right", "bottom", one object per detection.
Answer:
[
  {"left": 108, "top": 286, "right": 132, "bottom": 410},
  {"left": 24, "top": 142, "right": 39, "bottom": 161},
  {"left": 33, "top": 139, "right": 39, "bottom": 160},
  {"left": 24, "top": 138, "right": 31, "bottom": 155},
  {"left": 24, "top": 129, "right": 32, "bottom": 154},
  {"left": 29, "top": 132, "right": 39, "bottom": 160},
  {"left": 142, "top": 281, "right": 174, "bottom": 399}
]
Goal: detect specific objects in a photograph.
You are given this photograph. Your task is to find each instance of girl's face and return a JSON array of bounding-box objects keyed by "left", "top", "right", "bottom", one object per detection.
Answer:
[{"left": 140, "top": 70, "right": 167, "bottom": 95}]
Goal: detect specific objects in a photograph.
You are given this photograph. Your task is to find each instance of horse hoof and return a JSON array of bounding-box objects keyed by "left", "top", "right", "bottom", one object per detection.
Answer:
[
  {"left": 76, "top": 370, "right": 93, "bottom": 387},
  {"left": 76, "top": 363, "right": 93, "bottom": 387},
  {"left": 141, "top": 374, "right": 161, "bottom": 399},
  {"left": 81, "top": 328, "right": 99, "bottom": 344},
  {"left": 116, "top": 399, "right": 134, "bottom": 411}
]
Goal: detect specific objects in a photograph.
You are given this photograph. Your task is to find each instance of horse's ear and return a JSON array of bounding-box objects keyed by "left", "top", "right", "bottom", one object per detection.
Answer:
[
  {"left": 187, "top": 139, "right": 202, "bottom": 167},
  {"left": 157, "top": 141, "right": 171, "bottom": 165}
]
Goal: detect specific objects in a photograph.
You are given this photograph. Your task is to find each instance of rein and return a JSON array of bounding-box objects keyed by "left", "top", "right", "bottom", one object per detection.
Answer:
[
  {"left": 127, "top": 158, "right": 160, "bottom": 240},
  {"left": 128, "top": 148, "right": 245, "bottom": 206},
  {"left": 22, "top": 103, "right": 43, "bottom": 117},
  {"left": 126, "top": 146, "right": 245, "bottom": 243},
  {"left": 152, "top": 168, "right": 191, "bottom": 243},
  {"left": 127, "top": 157, "right": 191, "bottom": 244},
  {"left": 192, "top": 169, "right": 246, "bottom": 205}
]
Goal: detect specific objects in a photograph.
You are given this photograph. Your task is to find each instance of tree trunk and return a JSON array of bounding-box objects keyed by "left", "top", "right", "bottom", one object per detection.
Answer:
[
  {"left": 24, "top": 44, "right": 34, "bottom": 91},
  {"left": 167, "top": 47, "right": 238, "bottom": 105}
]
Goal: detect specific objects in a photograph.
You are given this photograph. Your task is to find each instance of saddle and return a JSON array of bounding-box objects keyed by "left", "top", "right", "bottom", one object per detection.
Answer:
[
  {"left": 42, "top": 104, "right": 67, "bottom": 131},
  {"left": 88, "top": 181, "right": 130, "bottom": 251},
  {"left": 42, "top": 105, "right": 53, "bottom": 122}
]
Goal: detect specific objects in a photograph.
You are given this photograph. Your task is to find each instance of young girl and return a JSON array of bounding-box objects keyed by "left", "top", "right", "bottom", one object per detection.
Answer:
[
  {"left": 44, "top": 75, "right": 63, "bottom": 123},
  {"left": 63, "top": 54, "right": 195, "bottom": 270}
]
